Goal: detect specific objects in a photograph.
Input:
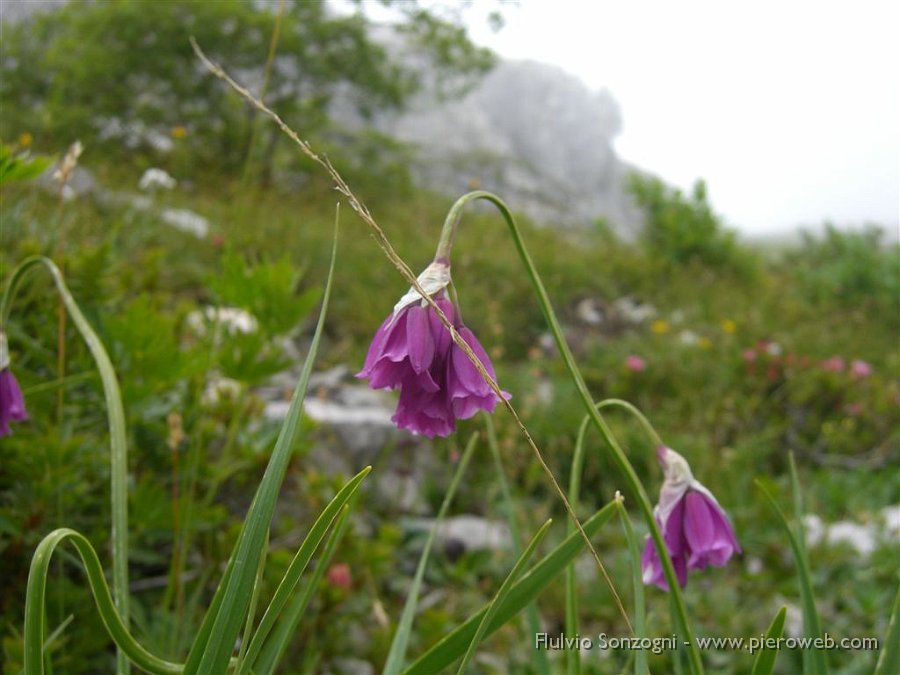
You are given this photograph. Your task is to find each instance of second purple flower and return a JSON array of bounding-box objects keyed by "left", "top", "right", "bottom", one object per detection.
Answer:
[
  {"left": 641, "top": 446, "right": 741, "bottom": 589},
  {"left": 357, "top": 261, "right": 509, "bottom": 438},
  {"left": 0, "top": 332, "right": 28, "bottom": 437}
]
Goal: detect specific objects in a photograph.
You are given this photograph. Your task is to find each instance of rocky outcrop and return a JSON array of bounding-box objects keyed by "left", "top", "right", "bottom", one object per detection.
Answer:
[{"left": 361, "top": 59, "right": 644, "bottom": 238}]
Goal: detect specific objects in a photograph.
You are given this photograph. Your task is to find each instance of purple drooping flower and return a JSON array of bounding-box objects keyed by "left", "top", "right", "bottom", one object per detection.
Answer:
[
  {"left": 0, "top": 332, "right": 28, "bottom": 437},
  {"left": 357, "top": 262, "right": 508, "bottom": 437},
  {"left": 641, "top": 446, "right": 740, "bottom": 590}
]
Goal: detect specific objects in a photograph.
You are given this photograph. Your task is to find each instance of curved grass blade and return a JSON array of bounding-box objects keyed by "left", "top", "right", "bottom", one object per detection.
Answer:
[
  {"left": 251, "top": 505, "right": 353, "bottom": 675},
  {"left": 456, "top": 519, "right": 552, "bottom": 674},
  {"left": 756, "top": 480, "right": 828, "bottom": 674},
  {"left": 402, "top": 501, "right": 617, "bottom": 675},
  {"left": 3, "top": 256, "right": 131, "bottom": 674},
  {"left": 382, "top": 433, "right": 479, "bottom": 675},
  {"left": 24, "top": 528, "right": 181, "bottom": 675},
  {"left": 235, "top": 466, "right": 371, "bottom": 674},
  {"left": 617, "top": 498, "right": 649, "bottom": 675},
  {"left": 874, "top": 581, "right": 899, "bottom": 675},
  {"left": 751, "top": 607, "right": 787, "bottom": 675},
  {"left": 484, "top": 414, "right": 551, "bottom": 675},
  {"left": 184, "top": 214, "right": 340, "bottom": 675}
]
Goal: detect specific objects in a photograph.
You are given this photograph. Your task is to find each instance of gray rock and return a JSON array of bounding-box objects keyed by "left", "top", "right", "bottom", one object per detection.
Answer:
[
  {"left": 358, "top": 59, "right": 644, "bottom": 238},
  {"left": 405, "top": 515, "right": 512, "bottom": 554}
]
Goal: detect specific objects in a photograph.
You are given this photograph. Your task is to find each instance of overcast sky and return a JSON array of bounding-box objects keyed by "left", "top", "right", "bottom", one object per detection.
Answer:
[{"left": 458, "top": 0, "right": 899, "bottom": 236}]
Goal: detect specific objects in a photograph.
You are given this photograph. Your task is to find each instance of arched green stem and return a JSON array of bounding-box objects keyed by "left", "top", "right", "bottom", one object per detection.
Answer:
[
  {"left": 568, "top": 399, "right": 687, "bottom": 674},
  {"left": 24, "top": 528, "right": 180, "bottom": 675},
  {"left": 444, "top": 191, "right": 704, "bottom": 674},
  {"left": 3, "top": 256, "right": 131, "bottom": 673}
]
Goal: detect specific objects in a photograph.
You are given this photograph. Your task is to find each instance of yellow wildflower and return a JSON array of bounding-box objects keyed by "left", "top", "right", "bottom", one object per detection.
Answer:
[
  {"left": 721, "top": 319, "right": 736, "bottom": 334},
  {"left": 171, "top": 126, "right": 188, "bottom": 139},
  {"left": 651, "top": 319, "right": 670, "bottom": 335},
  {"left": 18, "top": 132, "right": 32, "bottom": 147}
]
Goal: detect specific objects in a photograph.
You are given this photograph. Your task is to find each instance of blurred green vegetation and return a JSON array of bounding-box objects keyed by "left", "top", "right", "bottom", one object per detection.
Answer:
[
  {"left": 2, "top": 161, "right": 897, "bottom": 673},
  {"left": 1, "top": 2, "right": 898, "bottom": 673}
]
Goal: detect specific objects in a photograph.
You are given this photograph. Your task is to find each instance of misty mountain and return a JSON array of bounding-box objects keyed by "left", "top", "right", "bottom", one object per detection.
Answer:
[{"left": 347, "top": 58, "right": 644, "bottom": 237}]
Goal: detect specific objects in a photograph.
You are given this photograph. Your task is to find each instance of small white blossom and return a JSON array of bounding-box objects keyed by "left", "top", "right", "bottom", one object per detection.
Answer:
[
  {"left": 139, "top": 168, "right": 177, "bottom": 191},
  {"left": 161, "top": 208, "right": 209, "bottom": 238}
]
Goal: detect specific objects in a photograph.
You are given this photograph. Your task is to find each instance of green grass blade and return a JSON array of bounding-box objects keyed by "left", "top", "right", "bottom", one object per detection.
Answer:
[
  {"left": 756, "top": 480, "right": 828, "bottom": 674},
  {"left": 24, "top": 528, "right": 181, "bottom": 675},
  {"left": 617, "top": 498, "right": 648, "bottom": 675},
  {"left": 788, "top": 453, "right": 826, "bottom": 675},
  {"left": 565, "top": 416, "right": 590, "bottom": 675},
  {"left": 874, "top": 581, "right": 900, "bottom": 675},
  {"left": 484, "top": 414, "right": 551, "bottom": 675},
  {"left": 184, "top": 216, "right": 340, "bottom": 675},
  {"left": 383, "top": 433, "right": 479, "bottom": 675},
  {"left": 751, "top": 607, "right": 787, "bottom": 675},
  {"left": 456, "top": 519, "right": 552, "bottom": 675},
  {"left": 2, "top": 256, "right": 131, "bottom": 674},
  {"left": 236, "top": 467, "right": 371, "bottom": 674},
  {"left": 402, "top": 501, "right": 617, "bottom": 675},
  {"left": 236, "top": 530, "right": 270, "bottom": 667},
  {"left": 251, "top": 505, "right": 353, "bottom": 675}
]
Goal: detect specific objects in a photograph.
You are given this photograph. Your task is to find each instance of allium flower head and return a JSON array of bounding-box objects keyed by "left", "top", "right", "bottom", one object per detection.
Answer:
[
  {"left": 0, "top": 332, "right": 28, "bottom": 437},
  {"left": 642, "top": 446, "right": 740, "bottom": 590},
  {"left": 357, "top": 262, "right": 509, "bottom": 437}
]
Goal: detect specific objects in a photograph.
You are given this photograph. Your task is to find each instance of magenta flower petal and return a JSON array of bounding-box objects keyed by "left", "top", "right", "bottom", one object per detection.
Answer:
[
  {"left": 359, "top": 313, "right": 395, "bottom": 375},
  {"left": 683, "top": 491, "right": 741, "bottom": 569},
  {"left": 429, "top": 297, "right": 456, "bottom": 355},
  {"left": 447, "top": 326, "right": 510, "bottom": 422},
  {"left": 0, "top": 367, "right": 28, "bottom": 437},
  {"left": 405, "top": 305, "right": 435, "bottom": 374},
  {"left": 393, "top": 378, "right": 453, "bottom": 438},
  {"left": 641, "top": 447, "right": 739, "bottom": 590}
]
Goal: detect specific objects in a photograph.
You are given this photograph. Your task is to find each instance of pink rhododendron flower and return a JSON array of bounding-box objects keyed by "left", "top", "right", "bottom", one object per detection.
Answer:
[
  {"left": 0, "top": 333, "right": 28, "bottom": 437},
  {"left": 326, "top": 562, "right": 352, "bottom": 590},
  {"left": 850, "top": 359, "right": 873, "bottom": 379},
  {"left": 625, "top": 355, "right": 646, "bottom": 372},
  {"left": 642, "top": 446, "right": 740, "bottom": 590},
  {"left": 357, "top": 262, "right": 509, "bottom": 438},
  {"left": 821, "top": 356, "right": 846, "bottom": 373}
]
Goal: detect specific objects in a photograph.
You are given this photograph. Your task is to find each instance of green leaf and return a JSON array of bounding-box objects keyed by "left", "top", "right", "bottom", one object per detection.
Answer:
[
  {"left": 2, "top": 257, "right": 131, "bottom": 674},
  {"left": 24, "top": 528, "right": 181, "bottom": 675},
  {"left": 250, "top": 505, "right": 354, "bottom": 674},
  {"left": 207, "top": 249, "right": 320, "bottom": 337},
  {"left": 235, "top": 467, "right": 371, "bottom": 674},
  {"left": 751, "top": 607, "right": 787, "bottom": 675},
  {"left": 401, "top": 501, "right": 617, "bottom": 675},
  {"left": 456, "top": 518, "right": 552, "bottom": 675},
  {"left": 874, "top": 581, "right": 900, "bottom": 675},
  {"left": 0, "top": 143, "right": 53, "bottom": 185},
  {"left": 383, "top": 433, "right": 479, "bottom": 675},
  {"left": 183, "top": 215, "right": 340, "bottom": 675},
  {"left": 617, "top": 500, "right": 649, "bottom": 675},
  {"left": 756, "top": 477, "right": 828, "bottom": 675}
]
